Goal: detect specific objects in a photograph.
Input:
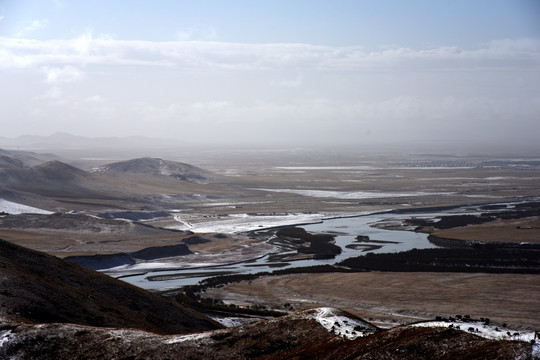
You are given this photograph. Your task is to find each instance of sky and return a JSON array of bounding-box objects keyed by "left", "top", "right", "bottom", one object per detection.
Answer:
[{"left": 1, "top": 0, "right": 539, "bottom": 150}]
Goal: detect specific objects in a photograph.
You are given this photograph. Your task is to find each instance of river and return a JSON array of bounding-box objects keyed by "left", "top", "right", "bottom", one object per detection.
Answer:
[{"left": 119, "top": 209, "right": 450, "bottom": 291}]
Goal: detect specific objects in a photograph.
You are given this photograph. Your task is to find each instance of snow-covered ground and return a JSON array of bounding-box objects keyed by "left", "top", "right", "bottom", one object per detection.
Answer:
[
  {"left": 257, "top": 188, "right": 454, "bottom": 200},
  {"left": 209, "top": 316, "right": 255, "bottom": 328},
  {"left": 0, "top": 199, "right": 52, "bottom": 215},
  {"left": 169, "top": 212, "right": 329, "bottom": 234},
  {"left": 0, "top": 329, "right": 11, "bottom": 348},
  {"left": 413, "top": 320, "right": 540, "bottom": 358},
  {"left": 164, "top": 332, "right": 211, "bottom": 344},
  {"left": 310, "top": 307, "right": 377, "bottom": 340},
  {"left": 274, "top": 166, "right": 377, "bottom": 170},
  {"left": 412, "top": 320, "right": 539, "bottom": 343}
]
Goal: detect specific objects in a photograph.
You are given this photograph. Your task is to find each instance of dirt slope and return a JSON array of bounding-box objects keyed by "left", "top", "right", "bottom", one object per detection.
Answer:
[{"left": 0, "top": 239, "right": 221, "bottom": 334}]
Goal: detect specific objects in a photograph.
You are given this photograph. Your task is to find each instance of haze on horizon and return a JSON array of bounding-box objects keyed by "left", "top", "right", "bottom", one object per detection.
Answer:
[{"left": 1, "top": 0, "right": 539, "bottom": 152}]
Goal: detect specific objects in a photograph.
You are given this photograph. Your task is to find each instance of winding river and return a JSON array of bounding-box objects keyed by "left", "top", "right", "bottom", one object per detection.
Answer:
[{"left": 120, "top": 209, "right": 454, "bottom": 291}]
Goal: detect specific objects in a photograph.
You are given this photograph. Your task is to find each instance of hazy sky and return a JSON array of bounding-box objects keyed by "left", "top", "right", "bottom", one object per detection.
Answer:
[{"left": 1, "top": 0, "right": 539, "bottom": 149}]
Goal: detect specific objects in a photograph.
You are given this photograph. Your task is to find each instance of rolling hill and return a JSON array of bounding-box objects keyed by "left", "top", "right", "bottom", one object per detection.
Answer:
[
  {"left": 0, "top": 149, "right": 223, "bottom": 211},
  {"left": 0, "top": 238, "right": 221, "bottom": 334},
  {"left": 0, "top": 160, "right": 101, "bottom": 198},
  {"left": 96, "top": 157, "right": 216, "bottom": 183}
]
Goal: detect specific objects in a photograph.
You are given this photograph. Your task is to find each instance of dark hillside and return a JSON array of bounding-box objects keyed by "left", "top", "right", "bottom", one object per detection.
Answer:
[{"left": 0, "top": 239, "right": 221, "bottom": 334}]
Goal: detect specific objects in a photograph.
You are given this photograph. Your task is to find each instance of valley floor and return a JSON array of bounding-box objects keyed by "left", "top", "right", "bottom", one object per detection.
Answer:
[{"left": 204, "top": 271, "right": 540, "bottom": 329}]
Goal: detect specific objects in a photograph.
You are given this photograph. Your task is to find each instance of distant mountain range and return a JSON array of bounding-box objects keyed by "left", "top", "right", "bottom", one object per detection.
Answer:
[{"left": 0, "top": 132, "right": 186, "bottom": 150}]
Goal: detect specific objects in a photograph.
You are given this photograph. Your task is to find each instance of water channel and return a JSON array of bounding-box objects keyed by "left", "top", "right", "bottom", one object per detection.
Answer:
[{"left": 120, "top": 209, "right": 458, "bottom": 291}]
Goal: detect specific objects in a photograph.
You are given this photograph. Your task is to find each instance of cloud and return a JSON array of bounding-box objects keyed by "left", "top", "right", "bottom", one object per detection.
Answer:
[
  {"left": 34, "top": 86, "right": 66, "bottom": 106},
  {"left": 176, "top": 26, "right": 218, "bottom": 41},
  {"left": 43, "top": 65, "right": 84, "bottom": 83},
  {"left": 73, "top": 30, "right": 93, "bottom": 55},
  {"left": 53, "top": 0, "right": 66, "bottom": 9},
  {"left": 15, "top": 19, "right": 48, "bottom": 38},
  {"left": 85, "top": 95, "right": 103, "bottom": 103},
  {"left": 1, "top": 33, "right": 539, "bottom": 149},
  {"left": 0, "top": 35, "right": 538, "bottom": 71},
  {"left": 42, "top": 86, "right": 63, "bottom": 99},
  {"left": 271, "top": 75, "right": 303, "bottom": 87}
]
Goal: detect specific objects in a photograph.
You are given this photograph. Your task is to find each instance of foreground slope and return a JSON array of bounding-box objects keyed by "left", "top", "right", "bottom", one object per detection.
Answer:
[
  {"left": 1, "top": 309, "right": 534, "bottom": 360},
  {"left": 0, "top": 239, "right": 221, "bottom": 334}
]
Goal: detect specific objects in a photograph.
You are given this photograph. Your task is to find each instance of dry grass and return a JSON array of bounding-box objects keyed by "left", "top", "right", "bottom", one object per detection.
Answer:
[
  {"left": 206, "top": 272, "right": 540, "bottom": 328},
  {"left": 432, "top": 216, "right": 540, "bottom": 243}
]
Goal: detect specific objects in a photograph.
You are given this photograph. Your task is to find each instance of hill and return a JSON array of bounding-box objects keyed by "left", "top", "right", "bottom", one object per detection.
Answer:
[
  {"left": 0, "top": 160, "right": 102, "bottom": 198},
  {"left": 1, "top": 306, "right": 533, "bottom": 359},
  {"left": 97, "top": 157, "right": 215, "bottom": 183},
  {"left": 0, "top": 148, "right": 60, "bottom": 167},
  {"left": 0, "top": 154, "right": 25, "bottom": 170},
  {"left": 0, "top": 238, "right": 221, "bottom": 334}
]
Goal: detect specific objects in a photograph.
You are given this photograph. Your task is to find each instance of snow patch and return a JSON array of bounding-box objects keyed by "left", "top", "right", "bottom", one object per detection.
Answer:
[
  {"left": 0, "top": 329, "right": 11, "bottom": 348},
  {"left": 257, "top": 188, "right": 453, "bottom": 200},
  {"left": 311, "top": 307, "right": 376, "bottom": 340},
  {"left": 532, "top": 342, "right": 540, "bottom": 359},
  {"left": 209, "top": 316, "right": 255, "bottom": 328},
  {"left": 462, "top": 194, "right": 501, "bottom": 198},
  {"left": 165, "top": 331, "right": 211, "bottom": 344},
  {"left": 274, "top": 166, "right": 376, "bottom": 170},
  {"left": 0, "top": 199, "right": 53, "bottom": 214},
  {"left": 169, "top": 212, "right": 327, "bottom": 234},
  {"left": 412, "top": 321, "right": 538, "bottom": 342}
]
